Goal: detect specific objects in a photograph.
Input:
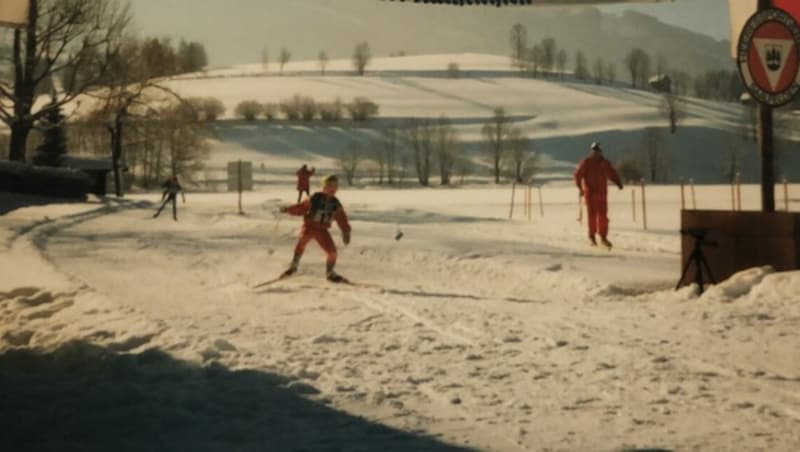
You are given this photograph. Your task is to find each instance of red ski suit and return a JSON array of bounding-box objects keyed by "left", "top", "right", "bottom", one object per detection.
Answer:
[
  {"left": 574, "top": 156, "right": 622, "bottom": 239},
  {"left": 296, "top": 167, "right": 315, "bottom": 192},
  {"left": 286, "top": 192, "right": 351, "bottom": 265}
]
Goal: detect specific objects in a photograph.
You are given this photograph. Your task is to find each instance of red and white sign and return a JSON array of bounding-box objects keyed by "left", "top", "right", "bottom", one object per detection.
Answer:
[
  {"left": 730, "top": 0, "right": 800, "bottom": 58},
  {"left": 738, "top": 8, "right": 800, "bottom": 106}
]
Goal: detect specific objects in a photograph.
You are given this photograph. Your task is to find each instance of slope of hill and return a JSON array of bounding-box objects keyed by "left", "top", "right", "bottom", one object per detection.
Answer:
[{"left": 155, "top": 53, "right": 800, "bottom": 186}]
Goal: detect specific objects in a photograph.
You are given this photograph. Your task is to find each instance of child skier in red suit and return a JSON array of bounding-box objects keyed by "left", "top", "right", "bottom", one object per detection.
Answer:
[{"left": 280, "top": 174, "right": 351, "bottom": 282}]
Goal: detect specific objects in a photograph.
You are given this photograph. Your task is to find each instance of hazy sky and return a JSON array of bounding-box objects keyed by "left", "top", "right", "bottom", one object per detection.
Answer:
[{"left": 130, "top": 0, "right": 732, "bottom": 66}]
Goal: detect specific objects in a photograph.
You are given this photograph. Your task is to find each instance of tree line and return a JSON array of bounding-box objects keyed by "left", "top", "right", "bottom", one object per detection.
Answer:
[{"left": 336, "top": 108, "right": 538, "bottom": 187}]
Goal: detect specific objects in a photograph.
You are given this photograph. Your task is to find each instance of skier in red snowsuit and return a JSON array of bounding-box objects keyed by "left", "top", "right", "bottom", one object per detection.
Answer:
[
  {"left": 295, "top": 164, "right": 315, "bottom": 202},
  {"left": 280, "top": 174, "right": 351, "bottom": 282},
  {"left": 574, "top": 142, "right": 623, "bottom": 248}
]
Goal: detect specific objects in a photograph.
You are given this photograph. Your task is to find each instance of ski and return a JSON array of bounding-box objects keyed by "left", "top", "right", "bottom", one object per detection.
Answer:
[{"left": 251, "top": 270, "right": 296, "bottom": 289}]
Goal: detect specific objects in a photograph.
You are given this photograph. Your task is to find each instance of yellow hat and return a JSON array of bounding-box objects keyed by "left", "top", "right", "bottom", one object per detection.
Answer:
[{"left": 321, "top": 174, "right": 339, "bottom": 187}]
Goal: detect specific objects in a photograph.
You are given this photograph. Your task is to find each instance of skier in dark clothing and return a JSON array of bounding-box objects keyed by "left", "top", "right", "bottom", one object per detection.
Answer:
[
  {"left": 154, "top": 175, "right": 186, "bottom": 221},
  {"left": 279, "top": 174, "right": 351, "bottom": 282},
  {"left": 296, "top": 164, "right": 315, "bottom": 203}
]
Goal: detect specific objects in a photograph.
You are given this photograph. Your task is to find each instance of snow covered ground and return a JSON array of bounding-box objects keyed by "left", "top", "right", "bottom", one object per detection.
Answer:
[{"left": 2, "top": 184, "right": 800, "bottom": 451}]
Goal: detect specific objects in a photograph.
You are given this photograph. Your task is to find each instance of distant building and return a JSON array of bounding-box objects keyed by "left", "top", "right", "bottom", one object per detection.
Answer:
[
  {"left": 648, "top": 74, "right": 672, "bottom": 93},
  {"left": 60, "top": 156, "right": 126, "bottom": 196}
]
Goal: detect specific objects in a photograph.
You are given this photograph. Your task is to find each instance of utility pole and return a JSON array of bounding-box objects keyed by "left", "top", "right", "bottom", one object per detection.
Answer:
[{"left": 758, "top": 0, "right": 775, "bottom": 212}]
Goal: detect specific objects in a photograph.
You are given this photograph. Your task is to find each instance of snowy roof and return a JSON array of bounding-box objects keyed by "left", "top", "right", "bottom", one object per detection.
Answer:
[{"left": 60, "top": 156, "right": 118, "bottom": 171}]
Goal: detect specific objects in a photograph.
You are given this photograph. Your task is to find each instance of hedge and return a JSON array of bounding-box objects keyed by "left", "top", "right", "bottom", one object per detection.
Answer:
[{"left": 0, "top": 161, "right": 91, "bottom": 200}]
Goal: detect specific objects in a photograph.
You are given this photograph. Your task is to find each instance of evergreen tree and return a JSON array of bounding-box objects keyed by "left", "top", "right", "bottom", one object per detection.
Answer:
[{"left": 32, "top": 104, "right": 68, "bottom": 167}]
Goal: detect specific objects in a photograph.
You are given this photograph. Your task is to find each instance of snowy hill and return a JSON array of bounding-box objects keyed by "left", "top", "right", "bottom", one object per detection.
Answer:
[{"left": 154, "top": 53, "right": 800, "bottom": 186}]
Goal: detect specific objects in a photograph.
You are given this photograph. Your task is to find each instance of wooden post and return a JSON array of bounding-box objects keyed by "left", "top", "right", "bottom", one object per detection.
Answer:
[
  {"left": 736, "top": 173, "right": 742, "bottom": 211},
  {"left": 731, "top": 180, "right": 736, "bottom": 211},
  {"left": 538, "top": 186, "right": 544, "bottom": 218},
  {"left": 528, "top": 185, "right": 532, "bottom": 222},
  {"left": 690, "top": 178, "right": 697, "bottom": 209},
  {"left": 632, "top": 188, "right": 637, "bottom": 223},
  {"left": 509, "top": 183, "right": 516, "bottom": 220},
  {"left": 641, "top": 179, "right": 648, "bottom": 231},
  {"left": 784, "top": 178, "right": 790, "bottom": 212},
  {"left": 680, "top": 178, "right": 686, "bottom": 210},
  {"left": 238, "top": 160, "right": 244, "bottom": 215}
]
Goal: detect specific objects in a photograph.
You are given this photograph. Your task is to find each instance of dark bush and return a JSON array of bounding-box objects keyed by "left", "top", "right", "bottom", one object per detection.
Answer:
[{"left": 0, "top": 161, "right": 91, "bottom": 199}]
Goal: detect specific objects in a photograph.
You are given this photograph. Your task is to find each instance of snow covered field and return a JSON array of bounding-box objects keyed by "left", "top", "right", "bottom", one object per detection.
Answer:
[
  {"left": 134, "top": 54, "right": 797, "bottom": 184},
  {"left": 2, "top": 184, "right": 800, "bottom": 451}
]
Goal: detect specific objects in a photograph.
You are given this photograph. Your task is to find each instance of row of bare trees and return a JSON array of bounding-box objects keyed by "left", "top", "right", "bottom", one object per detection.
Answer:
[
  {"left": 235, "top": 96, "right": 379, "bottom": 122},
  {"left": 337, "top": 110, "right": 538, "bottom": 187},
  {"left": 259, "top": 41, "right": 372, "bottom": 76}
]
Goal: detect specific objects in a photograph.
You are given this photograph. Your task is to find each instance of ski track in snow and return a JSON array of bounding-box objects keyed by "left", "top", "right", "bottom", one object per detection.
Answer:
[{"left": 2, "top": 191, "right": 800, "bottom": 451}]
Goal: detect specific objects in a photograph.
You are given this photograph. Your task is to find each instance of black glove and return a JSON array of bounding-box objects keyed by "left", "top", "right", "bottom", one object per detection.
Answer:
[
  {"left": 342, "top": 230, "right": 351, "bottom": 245},
  {"left": 279, "top": 206, "right": 289, "bottom": 213},
  {"left": 618, "top": 183, "right": 624, "bottom": 190}
]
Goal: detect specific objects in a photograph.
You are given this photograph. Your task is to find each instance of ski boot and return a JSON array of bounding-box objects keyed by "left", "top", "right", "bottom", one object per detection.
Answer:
[
  {"left": 326, "top": 263, "right": 347, "bottom": 284},
  {"left": 589, "top": 236, "right": 598, "bottom": 247},
  {"left": 600, "top": 237, "right": 613, "bottom": 250}
]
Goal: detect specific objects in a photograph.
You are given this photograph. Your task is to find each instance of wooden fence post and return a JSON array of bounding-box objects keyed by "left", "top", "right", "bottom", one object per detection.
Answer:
[
  {"left": 690, "top": 178, "right": 697, "bottom": 209},
  {"left": 238, "top": 160, "right": 244, "bottom": 215},
  {"left": 784, "top": 178, "right": 790, "bottom": 212},
  {"left": 736, "top": 173, "right": 742, "bottom": 211},
  {"left": 641, "top": 179, "right": 648, "bottom": 231},
  {"left": 680, "top": 178, "right": 686, "bottom": 210},
  {"left": 632, "top": 188, "right": 637, "bottom": 223},
  {"left": 538, "top": 186, "right": 544, "bottom": 218}
]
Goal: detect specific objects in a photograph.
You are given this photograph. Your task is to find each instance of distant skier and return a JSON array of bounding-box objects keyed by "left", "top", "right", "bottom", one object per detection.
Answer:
[
  {"left": 154, "top": 175, "right": 186, "bottom": 221},
  {"left": 574, "top": 142, "right": 623, "bottom": 249},
  {"left": 295, "top": 164, "right": 315, "bottom": 203},
  {"left": 280, "top": 174, "right": 351, "bottom": 282}
]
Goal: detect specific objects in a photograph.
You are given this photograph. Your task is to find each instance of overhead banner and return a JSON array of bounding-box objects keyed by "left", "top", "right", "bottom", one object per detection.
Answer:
[
  {"left": 730, "top": 0, "right": 800, "bottom": 58},
  {"left": 0, "top": 0, "right": 29, "bottom": 28}
]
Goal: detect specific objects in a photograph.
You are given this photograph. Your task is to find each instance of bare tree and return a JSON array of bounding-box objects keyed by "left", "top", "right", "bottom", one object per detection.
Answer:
[
  {"left": 236, "top": 101, "right": 264, "bottom": 121},
  {"left": 404, "top": 118, "right": 434, "bottom": 186},
  {"left": 659, "top": 93, "right": 685, "bottom": 134},
  {"left": 639, "top": 128, "right": 672, "bottom": 183},
  {"left": 605, "top": 61, "right": 617, "bottom": 85},
  {"left": 540, "top": 38, "right": 557, "bottom": 76},
  {"left": 509, "top": 23, "right": 528, "bottom": 72},
  {"left": 279, "top": 47, "right": 291, "bottom": 75},
  {"left": 353, "top": 41, "right": 371, "bottom": 76},
  {"left": 526, "top": 45, "right": 544, "bottom": 79},
  {"left": 482, "top": 107, "right": 512, "bottom": 184},
  {"left": 261, "top": 49, "right": 269, "bottom": 72},
  {"left": 434, "top": 116, "right": 459, "bottom": 185},
  {"left": 86, "top": 35, "right": 188, "bottom": 196},
  {"left": 447, "top": 62, "right": 460, "bottom": 79},
  {"left": 380, "top": 122, "right": 400, "bottom": 184},
  {"left": 339, "top": 141, "right": 362, "bottom": 186},
  {"left": 1, "top": 0, "right": 132, "bottom": 162},
  {"left": 574, "top": 50, "right": 589, "bottom": 81},
  {"left": 625, "top": 48, "right": 652, "bottom": 89},
  {"left": 506, "top": 128, "right": 538, "bottom": 183},
  {"left": 318, "top": 50, "right": 329, "bottom": 76},
  {"left": 592, "top": 58, "right": 605, "bottom": 85},
  {"left": 556, "top": 49, "right": 568, "bottom": 79}
]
